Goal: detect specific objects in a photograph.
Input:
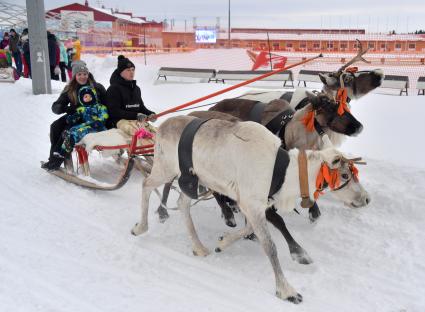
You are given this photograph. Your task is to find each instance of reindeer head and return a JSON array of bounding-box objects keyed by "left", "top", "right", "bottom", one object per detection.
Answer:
[
  {"left": 316, "top": 148, "right": 370, "bottom": 208},
  {"left": 305, "top": 91, "right": 363, "bottom": 136},
  {"left": 319, "top": 40, "right": 384, "bottom": 100}
]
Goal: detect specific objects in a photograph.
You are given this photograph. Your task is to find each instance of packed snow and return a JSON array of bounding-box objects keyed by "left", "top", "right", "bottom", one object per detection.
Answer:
[{"left": 1, "top": 51, "right": 425, "bottom": 312}]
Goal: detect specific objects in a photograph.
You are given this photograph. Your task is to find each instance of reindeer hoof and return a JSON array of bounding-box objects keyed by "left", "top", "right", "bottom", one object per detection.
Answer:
[
  {"left": 225, "top": 218, "right": 237, "bottom": 228},
  {"left": 157, "top": 206, "right": 169, "bottom": 223},
  {"left": 309, "top": 203, "right": 321, "bottom": 223},
  {"left": 131, "top": 223, "right": 148, "bottom": 236},
  {"left": 193, "top": 247, "right": 210, "bottom": 257},
  {"left": 291, "top": 252, "right": 313, "bottom": 265},
  {"left": 244, "top": 233, "right": 258, "bottom": 241},
  {"left": 215, "top": 247, "right": 222, "bottom": 253},
  {"left": 286, "top": 293, "right": 303, "bottom": 304}
]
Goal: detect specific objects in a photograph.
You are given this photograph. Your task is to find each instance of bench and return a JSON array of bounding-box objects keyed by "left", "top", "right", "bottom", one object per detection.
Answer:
[
  {"left": 211, "top": 70, "right": 294, "bottom": 87},
  {"left": 417, "top": 77, "right": 425, "bottom": 95},
  {"left": 380, "top": 75, "right": 409, "bottom": 96},
  {"left": 297, "top": 70, "right": 331, "bottom": 87},
  {"left": 157, "top": 67, "right": 216, "bottom": 81}
]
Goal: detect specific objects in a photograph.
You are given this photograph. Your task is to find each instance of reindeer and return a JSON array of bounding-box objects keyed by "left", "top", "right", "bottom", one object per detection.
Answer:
[
  {"left": 241, "top": 40, "right": 384, "bottom": 109},
  {"left": 132, "top": 116, "right": 368, "bottom": 304},
  {"left": 156, "top": 92, "right": 369, "bottom": 265}
]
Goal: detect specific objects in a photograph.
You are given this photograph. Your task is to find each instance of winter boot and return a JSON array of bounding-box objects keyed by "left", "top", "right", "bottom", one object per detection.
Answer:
[{"left": 41, "top": 153, "right": 65, "bottom": 171}]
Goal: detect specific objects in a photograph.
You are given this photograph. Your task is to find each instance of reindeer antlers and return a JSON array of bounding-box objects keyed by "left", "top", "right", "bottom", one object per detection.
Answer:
[
  {"left": 341, "top": 156, "right": 367, "bottom": 165},
  {"left": 337, "top": 39, "right": 371, "bottom": 74}
]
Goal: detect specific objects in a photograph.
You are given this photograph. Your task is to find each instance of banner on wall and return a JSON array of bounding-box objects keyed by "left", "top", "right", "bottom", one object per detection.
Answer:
[{"left": 60, "top": 10, "right": 94, "bottom": 32}]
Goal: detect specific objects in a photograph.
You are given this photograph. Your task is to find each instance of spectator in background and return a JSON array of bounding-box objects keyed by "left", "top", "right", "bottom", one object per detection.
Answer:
[
  {"left": 58, "top": 39, "right": 68, "bottom": 82},
  {"left": 21, "top": 28, "right": 31, "bottom": 78},
  {"left": 47, "top": 31, "right": 60, "bottom": 80},
  {"left": 65, "top": 39, "right": 74, "bottom": 80},
  {"left": 0, "top": 32, "right": 9, "bottom": 49},
  {"left": 8, "top": 29, "right": 22, "bottom": 76},
  {"left": 72, "top": 37, "right": 81, "bottom": 62}
]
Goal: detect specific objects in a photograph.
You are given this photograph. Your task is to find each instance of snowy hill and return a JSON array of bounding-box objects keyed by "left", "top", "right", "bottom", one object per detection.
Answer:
[{"left": 1, "top": 54, "right": 424, "bottom": 312}]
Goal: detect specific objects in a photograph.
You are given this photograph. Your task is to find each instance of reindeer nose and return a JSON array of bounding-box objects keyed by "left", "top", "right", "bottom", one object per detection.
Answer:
[{"left": 364, "top": 194, "right": 371, "bottom": 205}]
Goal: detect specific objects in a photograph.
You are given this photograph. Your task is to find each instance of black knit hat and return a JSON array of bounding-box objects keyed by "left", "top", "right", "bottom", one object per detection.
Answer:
[{"left": 117, "top": 55, "right": 135, "bottom": 73}]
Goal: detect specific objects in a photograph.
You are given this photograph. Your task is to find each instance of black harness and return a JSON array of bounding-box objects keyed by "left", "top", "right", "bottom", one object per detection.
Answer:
[
  {"left": 177, "top": 118, "right": 289, "bottom": 201},
  {"left": 248, "top": 101, "right": 294, "bottom": 149},
  {"left": 269, "top": 147, "right": 290, "bottom": 198},
  {"left": 178, "top": 118, "right": 211, "bottom": 199}
]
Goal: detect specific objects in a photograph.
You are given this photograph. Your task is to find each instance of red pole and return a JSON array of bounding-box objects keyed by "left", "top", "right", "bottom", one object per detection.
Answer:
[{"left": 152, "top": 53, "right": 322, "bottom": 120}]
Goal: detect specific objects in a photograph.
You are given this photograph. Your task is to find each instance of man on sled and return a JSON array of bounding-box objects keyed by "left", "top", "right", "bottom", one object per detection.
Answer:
[{"left": 106, "top": 55, "right": 157, "bottom": 146}]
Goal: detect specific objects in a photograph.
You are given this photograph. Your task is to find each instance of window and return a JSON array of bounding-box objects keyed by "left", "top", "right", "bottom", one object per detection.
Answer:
[
  {"left": 340, "top": 42, "right": 348, "bottom": 49},
  {"left": 313, "top": 42, "right": 320, "bottom": 49},
  {"left": 395, "top": 43, "right": 402, "bottom": 50},
  {"left": 380, "top": 43, "right": 387, "bottom": 50},
  {"left": 327, "top": 42, "right": 334, "bottom": 49},
  {"left": 286, "top": 42, "right": 293, "bottom": 48},
  {"left": 273, "top": 42, "right": 280, "bottom": 50},
  {"left": 408, "top": 43, "right": 416, "bottom": 50},
  {"left": 300, "top": 42, "right": 306, "bottom": 48},
  {"left": 368, "top": 42, "right": 375, "bottom": 49}
]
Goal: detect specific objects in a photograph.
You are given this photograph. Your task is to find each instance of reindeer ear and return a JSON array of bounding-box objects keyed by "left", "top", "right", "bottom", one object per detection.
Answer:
[
  {"left": 305, "top": 90, "right": 316, "bottom": 101},
  {"left": 319, "top": 73, "right": 337, "bottom": 86},
  {"left": 305, "top": 90, "right": 319, "bottom": 108}
]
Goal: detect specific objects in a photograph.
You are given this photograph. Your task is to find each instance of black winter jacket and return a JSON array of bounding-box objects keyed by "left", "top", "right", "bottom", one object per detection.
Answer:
[
  {"left": 105, "top": 69, "right": 155, "bottom": 128},
  {"left": 52, "top": 82, "right": 107, "bottom": 115},
  {"left": 47, "top": 33, "right": 58, "bottom": 67}
]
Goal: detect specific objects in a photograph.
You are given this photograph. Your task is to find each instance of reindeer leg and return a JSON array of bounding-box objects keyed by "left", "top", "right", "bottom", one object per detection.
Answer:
[
  {"left": 132, "top": 167, "right": 173, "bottom": 236},
  {"left": 156, "top": 181, "right": 172, "bottom": 223},
  {"left": 265, "top": 207, "right": 313, "bottom": 265},
  {"left": 213, "top": 192, "right": 237, "bottom": 227},
  {"left": 308, "top": 202, "right": 321, "bottom": 223},
  {"left": 243, "top": 204, "right": 302, "bottom": 304},
  {"left": 178, "top": 193, "right": 210, "bottom": 257},
  {"left": 215, "top": 224, "right": 253, "bottom": 252}
]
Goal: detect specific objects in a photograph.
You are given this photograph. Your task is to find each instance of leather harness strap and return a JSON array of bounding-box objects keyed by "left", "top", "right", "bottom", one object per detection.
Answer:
[
  {"left": 269, "top": 147, "right": 290, "bottom": 199},
  {"left": 249, "top": 102, "right": 294, "bottom": 149},
  {"left": 248, "top": 101, "right": 266, "bottom": 123},
  {"left": 298, "top": 150, "right": 315, "bottom": 208},
  {"left": 265, "top": 109, "right": 294, "bottom": 134},
  {"left": 178, "top": 118, "right": 211, "bottom": 199}
]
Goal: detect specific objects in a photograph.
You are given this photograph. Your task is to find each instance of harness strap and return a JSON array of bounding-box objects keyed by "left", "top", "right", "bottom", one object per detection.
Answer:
[
  {"left": 294, "top": 96, "right": 311, "bottom": 110},
  {"left": 178, "top": 118, "right": 211, "bottom": 199},
  {"left": 269, "top": 147, "right": 290, "bottom": 198},
  {"left": 298, "top": 150, "right": 315, "bottom": 208},
  {"left": 248, "top": 101, "right": 266, "bottom": 123},
  {"left": 313, "top": 118, "right": 325, "bottom": 136},
  {"left": 265, "top": 108, "right": 294, "bottom": 134}
]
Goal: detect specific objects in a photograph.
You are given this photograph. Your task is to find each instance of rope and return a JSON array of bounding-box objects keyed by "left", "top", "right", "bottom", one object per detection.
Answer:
[{"left": 145, "top": 54, "right": 323, "bottom": 122}]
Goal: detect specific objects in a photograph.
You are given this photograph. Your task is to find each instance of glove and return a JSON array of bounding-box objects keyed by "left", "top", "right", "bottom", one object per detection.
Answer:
[
  {"left": 137, "top": 113, "right": 147, "bottom": 122},
  {"left": 54, "top": 66, "right": 61, "bottom": 76},
  {"left": 148, "top": 114, "right": 157, "bottom": 122}
]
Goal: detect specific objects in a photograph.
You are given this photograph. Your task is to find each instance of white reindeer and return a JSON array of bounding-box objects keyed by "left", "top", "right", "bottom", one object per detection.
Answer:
[{"left": 132, "top": 116, "right": 368, "bottom": 304}]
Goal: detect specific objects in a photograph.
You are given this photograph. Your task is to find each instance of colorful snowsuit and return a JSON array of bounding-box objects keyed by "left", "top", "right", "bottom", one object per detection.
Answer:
[{"left": 60, "top": 86, "right": 109, "bottom": 155}]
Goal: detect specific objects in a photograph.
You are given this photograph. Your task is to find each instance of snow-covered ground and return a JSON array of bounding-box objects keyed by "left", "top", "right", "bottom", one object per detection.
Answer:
[{"left": 1, "top": 53, "right": 425, "bottom": 312}]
